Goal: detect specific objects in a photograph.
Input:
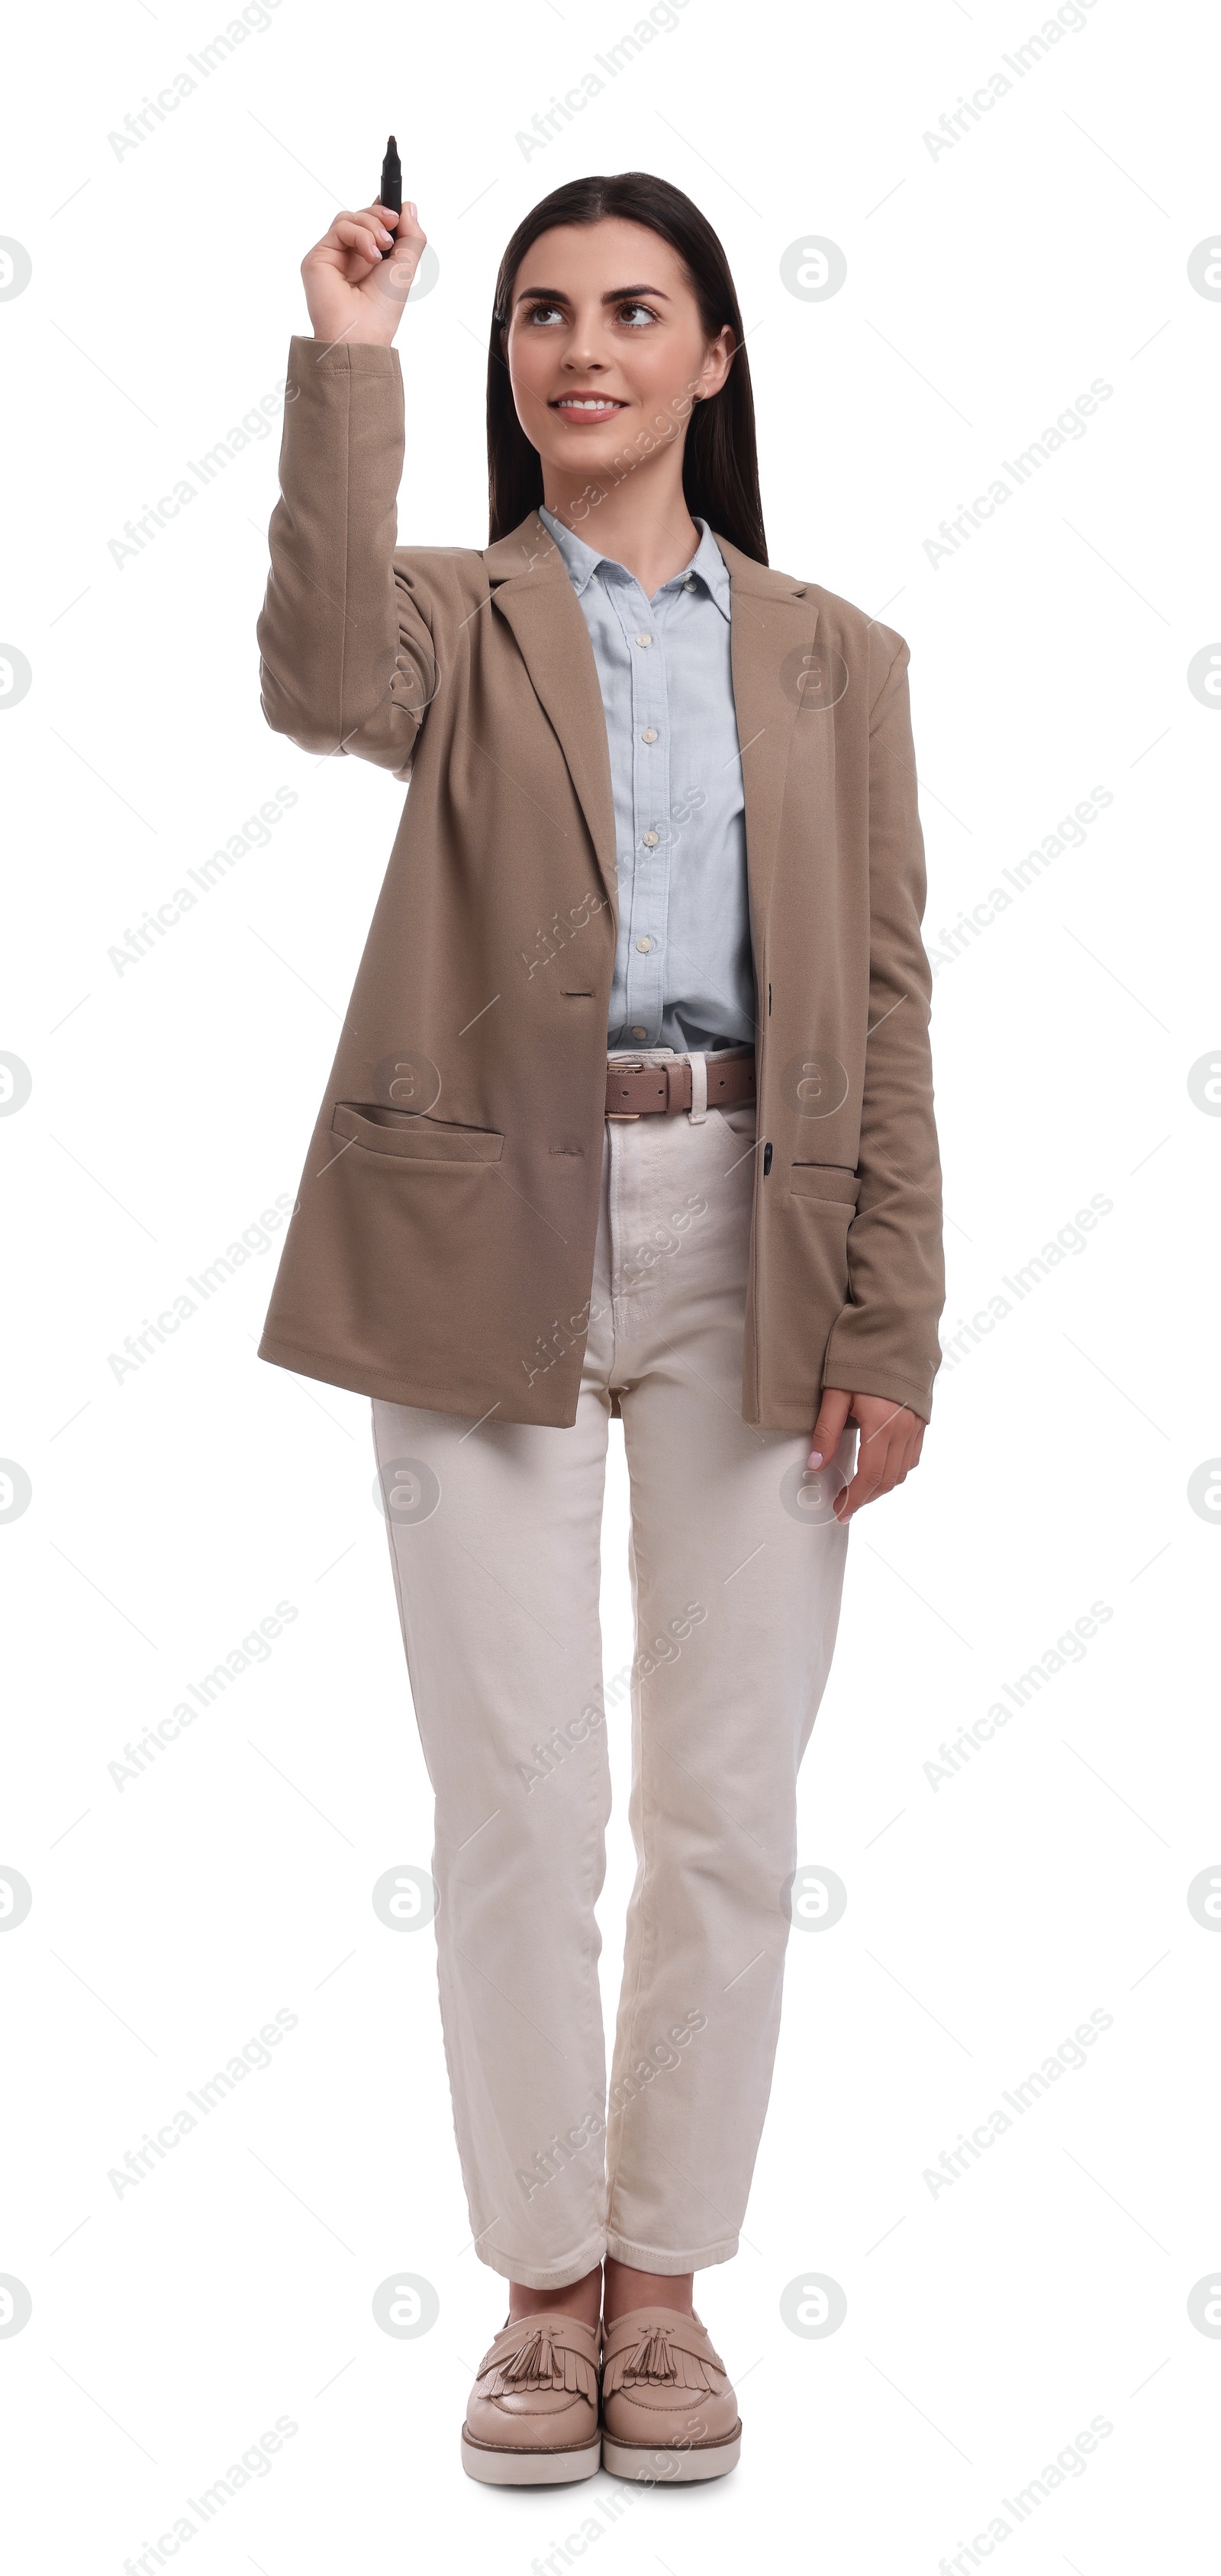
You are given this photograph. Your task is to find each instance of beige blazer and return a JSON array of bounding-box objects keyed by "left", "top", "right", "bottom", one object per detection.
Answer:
[{"left": 255, "top": 336, "right": 944, "bottom": 1431}]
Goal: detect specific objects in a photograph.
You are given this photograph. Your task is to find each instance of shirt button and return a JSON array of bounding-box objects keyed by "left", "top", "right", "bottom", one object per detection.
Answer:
[
  {"left": 641, "top": 727, "right": 659, "bottom": 743},
  {"left": 683, "top": 575, "right": 696, "bottom": 590},
  {"left": 631, "top": 1026, "right": 649, "bottom": 1038},
  {"left": 642, "top": 829, "right": 659, "bottom": 847},
  {"left": 636, "top": 935, "right": 653, "bottom": 952},
  {"left": 634, "top": 632, "right": 652, "bottom": 647}
]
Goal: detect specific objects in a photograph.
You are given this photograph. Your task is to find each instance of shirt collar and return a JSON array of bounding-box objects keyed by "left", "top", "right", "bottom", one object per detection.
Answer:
[{"left": 539, "top": 506, "right": 731, "bottom": 623}]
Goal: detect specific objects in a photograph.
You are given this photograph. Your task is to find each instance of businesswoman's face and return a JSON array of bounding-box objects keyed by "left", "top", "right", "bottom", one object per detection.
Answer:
[{"left": 502, "top": 217, "right": 733, "bottom": 487}]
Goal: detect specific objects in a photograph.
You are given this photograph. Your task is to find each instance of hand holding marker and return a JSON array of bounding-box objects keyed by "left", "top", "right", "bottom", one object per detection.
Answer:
[{"left": 299, "top": 141, "right": 425, "bottom": 346}]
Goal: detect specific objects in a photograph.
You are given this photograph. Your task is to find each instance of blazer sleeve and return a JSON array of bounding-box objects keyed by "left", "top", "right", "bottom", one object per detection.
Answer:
[
  {"left": 820, "top": 635, "right": 946, "bottom": 1421},
  {"left": 256, "top": 335, "right": 437, "bottom": 779}
]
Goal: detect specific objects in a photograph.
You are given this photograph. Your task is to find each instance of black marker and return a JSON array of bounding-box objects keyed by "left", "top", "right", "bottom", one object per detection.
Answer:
[{"left": 379, "top": 134, "right": 401, "bottom": 256}]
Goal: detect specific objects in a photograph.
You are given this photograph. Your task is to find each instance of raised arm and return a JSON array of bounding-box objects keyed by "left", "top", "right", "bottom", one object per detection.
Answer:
[{"left": 256, "top": 197, "right": 437, "bottom": 776}]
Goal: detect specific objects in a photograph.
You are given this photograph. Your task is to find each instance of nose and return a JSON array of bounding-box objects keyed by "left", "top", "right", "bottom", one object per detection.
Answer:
[{"left": 559, "top": 308, "right": 612, "bottom": 372}]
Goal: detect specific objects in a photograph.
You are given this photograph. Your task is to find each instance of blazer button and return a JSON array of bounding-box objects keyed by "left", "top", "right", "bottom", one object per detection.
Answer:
[{"left": 762, "top": 1142, "right": 773, "bottom": 1174}]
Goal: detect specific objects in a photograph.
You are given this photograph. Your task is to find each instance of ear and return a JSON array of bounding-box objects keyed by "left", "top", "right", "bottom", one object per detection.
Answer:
[{"left": 700, "top": 325, "right": 736, "bottom": 399}]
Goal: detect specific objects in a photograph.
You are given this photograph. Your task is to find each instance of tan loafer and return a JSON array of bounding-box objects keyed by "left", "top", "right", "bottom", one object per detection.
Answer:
[
  {"left": 460, "top": 2311, "right": 602, "bottom": 2484},
  {"left": 601, "top": 2306, "right": 742, "bottom": 2481}
]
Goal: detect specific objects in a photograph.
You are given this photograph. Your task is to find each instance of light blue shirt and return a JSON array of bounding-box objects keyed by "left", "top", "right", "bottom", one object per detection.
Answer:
[{"left": 539, "top": 506, "right": 755, "bottom": 1055}]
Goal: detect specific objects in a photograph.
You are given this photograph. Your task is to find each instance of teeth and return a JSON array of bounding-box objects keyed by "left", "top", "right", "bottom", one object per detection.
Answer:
[{"left": 559, "top": 398, "right": 620, "bottom": 410}]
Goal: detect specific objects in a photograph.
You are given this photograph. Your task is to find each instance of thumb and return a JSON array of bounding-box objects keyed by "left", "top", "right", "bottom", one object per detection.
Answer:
[{"left": 808, "top": 1386, "right": 851, "bottom": 1467}]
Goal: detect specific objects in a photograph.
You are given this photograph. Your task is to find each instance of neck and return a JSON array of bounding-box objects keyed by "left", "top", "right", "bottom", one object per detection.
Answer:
[{"left": 541, "top": 440, "right": 701, "bottom": 596}]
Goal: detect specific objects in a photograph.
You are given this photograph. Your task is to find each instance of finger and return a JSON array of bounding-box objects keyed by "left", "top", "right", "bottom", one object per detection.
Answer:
[
  {"left": 876, "top": 1425, "right": 921, "bottom": 1489},
  {"left": 855, "top": 1400, "right": 908, "bottom": 1462},
  {"left": 372, "top": 203, "right": 407, "bottom": 258},
  {"left": 809, "top": 1387, "right": 851, "bottom": 1467},
  {"left": 838, "top": 1425, "right": 923, "bottom": 1517},
  {"left": 334, "top": 216, "right": 393, "bottom": 260},
  {"left": 372, "top": 235, "right": 424, "bottom": 309},
  {"left": 317, "top": 208, "right": 385, "bottom": 245},
  {"left": 311, "top": 213, "right": 392, "bottom": 265},
  {"left": 834, "top": 1438, "right": 894, "bottom": 1520},
  {"left": 385, "top": 224, "right": 427, "bottom": 282},
  {"left": 375, "top": 198, "right": 427, "bottom": 246},
  {"left": 896, "top": 1420, "right": 925, "bottom": 1476}
]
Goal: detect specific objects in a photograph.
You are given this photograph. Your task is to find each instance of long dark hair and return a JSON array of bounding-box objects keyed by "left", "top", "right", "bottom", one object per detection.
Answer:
[{"left": 487, "top": 172, "right": 767, "bottom": 564}]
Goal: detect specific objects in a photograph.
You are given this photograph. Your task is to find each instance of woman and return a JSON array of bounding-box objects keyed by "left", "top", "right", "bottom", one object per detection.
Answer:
[{"left": 256, "top": 168, "right": 944, "bottom": 2487}]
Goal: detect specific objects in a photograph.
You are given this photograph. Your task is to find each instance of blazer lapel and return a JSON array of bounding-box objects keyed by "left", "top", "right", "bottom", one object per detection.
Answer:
[
  {"left": 712, "top": 535, "right": 821, "bottom": 946},
  {"left": 484, "top": 514, "right": 619, "bottom": 911},
  {"left": 482, "top": 516, "right": 820, "bottom": 943}
]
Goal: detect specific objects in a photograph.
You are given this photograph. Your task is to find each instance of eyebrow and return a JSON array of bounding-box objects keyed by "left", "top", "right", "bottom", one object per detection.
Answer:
[{"left": 513, "top": 283, "right": 673, "bottom": 307}]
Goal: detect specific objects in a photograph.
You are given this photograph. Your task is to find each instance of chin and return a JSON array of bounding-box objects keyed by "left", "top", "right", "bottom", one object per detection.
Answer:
[{"left": 544, "top": 433, "right": 630, "bottom": 472}]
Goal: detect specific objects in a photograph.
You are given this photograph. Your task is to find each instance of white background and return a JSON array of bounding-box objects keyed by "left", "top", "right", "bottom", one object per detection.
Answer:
[{"left": 2, "top": 0, "right": 1219, "bottom": 2567}]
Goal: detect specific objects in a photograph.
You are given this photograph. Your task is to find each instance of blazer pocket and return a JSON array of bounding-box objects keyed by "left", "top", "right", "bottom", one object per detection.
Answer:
[
  {"left": 788, "top": 1163, "right": 861, "bottom": 1206},
  {"left": 332, "top": 1103, "right": 504, "bottom": 1162}
]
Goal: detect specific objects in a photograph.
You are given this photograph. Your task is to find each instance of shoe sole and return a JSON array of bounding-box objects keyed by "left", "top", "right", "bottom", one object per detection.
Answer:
[
  {"left": 461, "top": 2429, "right": 602, "bottom": 2486},
  {"left": 601, "top": 2424, "right": 743, "bottom": 2483}
]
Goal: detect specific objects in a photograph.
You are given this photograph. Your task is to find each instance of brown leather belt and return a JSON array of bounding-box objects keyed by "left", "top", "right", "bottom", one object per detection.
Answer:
[{"left": 605, "top": 1055, "right": 757, "bottom": 1119}]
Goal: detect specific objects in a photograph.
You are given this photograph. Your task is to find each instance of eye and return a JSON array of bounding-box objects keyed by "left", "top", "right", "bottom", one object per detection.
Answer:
[
  {"left": 523, "top": 300, "right": 566, "bottom": 326},
  {"left": 617, "top": 301, "right": 658, "bottom": 327}
]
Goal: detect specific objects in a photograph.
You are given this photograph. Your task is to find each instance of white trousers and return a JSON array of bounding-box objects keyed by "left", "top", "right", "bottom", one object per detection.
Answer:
[{"left": 372, "top": 1058, "right": 855, "bottom": 2288}]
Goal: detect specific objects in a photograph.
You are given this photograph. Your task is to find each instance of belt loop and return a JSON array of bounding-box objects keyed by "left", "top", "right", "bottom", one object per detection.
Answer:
[{"left": 688, "top": 1052, "right": 707, "bottom": 1125}]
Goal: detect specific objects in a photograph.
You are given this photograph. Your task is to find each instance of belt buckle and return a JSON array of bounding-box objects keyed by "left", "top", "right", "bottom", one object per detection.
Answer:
[{"left": 607, "top": 1055, "right": 644, "bottom": 1120}]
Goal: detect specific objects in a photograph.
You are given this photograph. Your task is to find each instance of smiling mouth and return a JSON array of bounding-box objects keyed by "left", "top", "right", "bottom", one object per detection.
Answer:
[{"left": 550, "top": 394, "right": 629, "bottom": 414}]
